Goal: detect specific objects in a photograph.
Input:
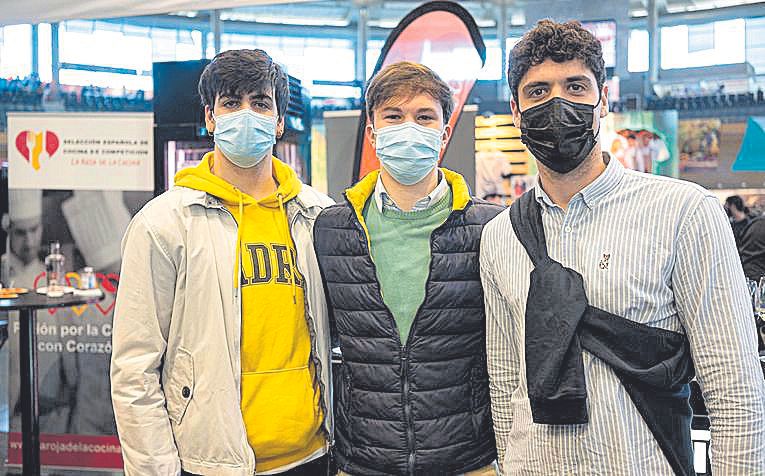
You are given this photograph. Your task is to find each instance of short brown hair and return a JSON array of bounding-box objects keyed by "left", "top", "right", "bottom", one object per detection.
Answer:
[
  {"left": 365, "top": 61, "right": 453, "bottom": 123},
  {"left": 198, "top": 49, "right": 289, "bottom": 119},
  {"left": 508, "top": 20, "right": 606, "bottom": 104}
]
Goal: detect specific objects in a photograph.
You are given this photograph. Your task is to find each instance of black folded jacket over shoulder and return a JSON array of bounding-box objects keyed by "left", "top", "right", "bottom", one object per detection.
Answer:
[{"left": 509, "top": 191, "right": 696, "bottom": 476}]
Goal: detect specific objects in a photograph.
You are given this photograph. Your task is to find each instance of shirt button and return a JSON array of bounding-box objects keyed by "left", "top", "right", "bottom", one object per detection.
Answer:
[
  {"left": 182, "top": 386, "right": 191, "bottom": 398},
  {"left": 564, "top": 226, "right": 573, "bottom": 233}
]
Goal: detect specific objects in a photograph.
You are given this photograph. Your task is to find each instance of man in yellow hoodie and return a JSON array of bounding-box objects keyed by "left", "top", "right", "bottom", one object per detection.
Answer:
[{"left": 111, "top": 49, "right": 334, "bottom": 476}]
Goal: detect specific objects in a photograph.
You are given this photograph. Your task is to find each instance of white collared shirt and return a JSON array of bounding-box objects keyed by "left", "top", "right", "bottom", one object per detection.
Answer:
[{"left": 373, "top": 170, "right": 449, "bottom": 213}]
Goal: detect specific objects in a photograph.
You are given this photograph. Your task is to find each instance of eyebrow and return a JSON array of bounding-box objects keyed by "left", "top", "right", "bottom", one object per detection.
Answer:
[
  {"left": 380, "top": 106, "right": 438, "bottom": 114},
  {"left": 522, "top": 81, "right": 549, "bottom": 95},
  {"left": 218, "top": 92, "right": 272, "bottom": 102},
  {"left": 566, "top": 75, "right": 593, "bottom": 84},
  {"left": 522, "top": 75, "right": 594, "bottom": 94}
]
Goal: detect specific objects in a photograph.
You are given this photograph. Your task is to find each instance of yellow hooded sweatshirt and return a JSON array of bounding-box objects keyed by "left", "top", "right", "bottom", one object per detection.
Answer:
[{"left": 175, "top": 153, "right": 325, "bottom": 473}]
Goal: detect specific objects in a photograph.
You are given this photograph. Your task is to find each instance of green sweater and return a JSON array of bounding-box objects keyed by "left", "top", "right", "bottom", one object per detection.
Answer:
[{"left": 363, "top": 188, "right": 453, "bottom": 343}]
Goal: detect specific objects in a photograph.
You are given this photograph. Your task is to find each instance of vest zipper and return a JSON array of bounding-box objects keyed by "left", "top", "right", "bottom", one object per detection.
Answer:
[
  {"left": 352, "top": 217, "right": 415, "bottom": 470},
  {"left": 349, "top": 204, "right": 465, "bottom": 475},
  {"left": 401, "top": 348, "right": 416, "bottom": 475},
  {"left": 396, "top": 214, "right": 462, "bottom": 475}
]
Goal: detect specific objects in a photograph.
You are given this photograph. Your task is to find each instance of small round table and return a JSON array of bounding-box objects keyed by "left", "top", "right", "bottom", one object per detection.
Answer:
[{"left": 0, "top": 291, "right": 104, "bottom": 476}]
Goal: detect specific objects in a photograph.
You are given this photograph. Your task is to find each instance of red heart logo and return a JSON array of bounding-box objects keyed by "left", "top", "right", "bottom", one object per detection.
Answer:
[
  {"left": 15, "top": 130, "right": 58, "bottom": 171},
  {"left": 15, "top": 131, "right": 30, "bottom": 161},
  {"left": 95, "top": 273, "right": 120, "bottom": 316},
  {"left": 45, "top": 131, "right": 59, "bottom": 157}
]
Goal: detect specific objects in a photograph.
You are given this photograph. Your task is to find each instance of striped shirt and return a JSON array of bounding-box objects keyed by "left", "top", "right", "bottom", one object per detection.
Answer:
[{"left": 480, "top": 156, "right": 765, "bottom": 475}]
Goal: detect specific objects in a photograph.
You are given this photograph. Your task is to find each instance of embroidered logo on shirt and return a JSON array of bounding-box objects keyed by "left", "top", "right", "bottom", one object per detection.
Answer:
[{"left": 599, "top": 253, "right": 611, "bottom": 270}]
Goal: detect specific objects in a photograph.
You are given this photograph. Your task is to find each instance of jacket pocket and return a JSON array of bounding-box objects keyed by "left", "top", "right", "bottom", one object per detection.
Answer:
[
  {"left": 340, "top": 364, "right": 354, "bottom": 454},
  {"left": 166, "top": 347, "right": 194, "bottom": 424}
]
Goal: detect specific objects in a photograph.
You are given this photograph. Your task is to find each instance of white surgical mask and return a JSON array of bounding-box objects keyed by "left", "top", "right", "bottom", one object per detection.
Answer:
[
  {"left": 374, "top": 122, "right": 444, "bottom": 185},
  {"left": 213, "top": 109, "right": 277, "bottom": 168}
]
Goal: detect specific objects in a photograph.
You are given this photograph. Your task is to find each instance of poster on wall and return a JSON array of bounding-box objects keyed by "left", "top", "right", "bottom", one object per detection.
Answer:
[
  {"left": 601, "top": 110, "right": 679, "bottom": 177},
  {"left": 678, "top": 119, "right": 721, "bottom": 173},
  {"left": 733, "top": 116, "right": 765, "bottom": 172},
  {"left": 2, "top": 113, "right": 155, "bottom": 471},
  {"left": 8, "top": 112, "right": 154, "bottom": 191}
]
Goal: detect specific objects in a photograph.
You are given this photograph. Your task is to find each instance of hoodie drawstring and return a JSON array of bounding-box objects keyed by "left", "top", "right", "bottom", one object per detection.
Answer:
[
  {"left": 278, "top": 193, "right": 298, "bottom": 305},
  {"left": 234, "top": 188, "right": 244, "bottom": 297}
]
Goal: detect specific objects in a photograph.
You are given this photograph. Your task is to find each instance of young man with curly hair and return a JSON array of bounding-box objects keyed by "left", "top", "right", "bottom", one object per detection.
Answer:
[{"left": 481, "top": 20, "right": 765, "bottom": 475}]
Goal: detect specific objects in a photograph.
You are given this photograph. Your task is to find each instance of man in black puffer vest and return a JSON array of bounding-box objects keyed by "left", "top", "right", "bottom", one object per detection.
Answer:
[{"left": 314, "top": 62, "right": 501, "bottom": 475}]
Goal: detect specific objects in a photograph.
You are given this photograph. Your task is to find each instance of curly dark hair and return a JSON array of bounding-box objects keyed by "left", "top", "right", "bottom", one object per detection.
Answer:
[
  {"left": 198, "top": 49, "right": 289, "bottom": 119},
  {"left": 508, "top": 19, "right": 606, "bottom": 103}
]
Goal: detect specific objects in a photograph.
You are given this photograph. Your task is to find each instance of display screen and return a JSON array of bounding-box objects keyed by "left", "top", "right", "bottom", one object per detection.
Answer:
[{"left": 164, "top": 140, "right": 210, "bottom": 191}]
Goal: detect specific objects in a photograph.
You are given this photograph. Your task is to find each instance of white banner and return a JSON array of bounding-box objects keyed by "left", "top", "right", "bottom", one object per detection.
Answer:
[{"left": 8, "top": 112, "right": 154, "bottom": 191}]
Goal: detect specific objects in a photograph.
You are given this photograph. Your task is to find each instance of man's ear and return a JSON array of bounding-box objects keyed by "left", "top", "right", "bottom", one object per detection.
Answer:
[
  {"left": 365, "top": 122, "right": 376, "bottom": 147},
  {"left": 600, "top": 85, "right": 609, "bottom": 118},
  {"left": 276, "top": 115, "right": 285, "bottom": 139},
  {"left": 510, "top": 97, "right": 521, "bottom": 128},
  {"left": 204, "top": 105, "right": 215, "bottom": 134},
  {"left": 441, "top": 124, "right": 453, "bottom": 148}
]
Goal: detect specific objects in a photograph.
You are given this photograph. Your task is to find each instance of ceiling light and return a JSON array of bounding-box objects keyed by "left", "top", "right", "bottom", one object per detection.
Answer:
[
  {"left": 368, "top": 20, "right": 400, "bottom": 28},
  {"left": 254, "top": 16, "right": 350, "bottom": 27}
]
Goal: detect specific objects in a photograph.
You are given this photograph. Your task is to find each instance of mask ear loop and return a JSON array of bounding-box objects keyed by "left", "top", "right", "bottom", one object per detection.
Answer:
[{"left": 592, "top": 91, "right": 605, "bottom": 139}]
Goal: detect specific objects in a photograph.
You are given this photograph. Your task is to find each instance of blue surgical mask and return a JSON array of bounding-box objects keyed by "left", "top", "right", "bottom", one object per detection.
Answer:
[
  {"left": 213, "top": 109, "right": 277, "bottom": 168},
  {"left": 374, "top": 122, "right": 444, "bottom": 186}
]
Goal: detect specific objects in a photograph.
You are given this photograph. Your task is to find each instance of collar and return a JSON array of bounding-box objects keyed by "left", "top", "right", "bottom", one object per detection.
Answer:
[
  {"left": 534, "top": 152, "right": 623, "bottom": 210},
  {"left": 345, "top": 167, "right": 471, "bottom": 217},
  {"left": 373, "top": 170, "right": 449, "bottom": 213},
  {"left": 345, "top": 168, "right": 472, "bottom": 247}
]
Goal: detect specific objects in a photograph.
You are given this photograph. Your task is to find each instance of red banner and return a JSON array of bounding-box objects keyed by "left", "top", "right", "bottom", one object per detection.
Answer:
[
  {"left": 8, "top": 433, "right": 123, "bottom": 470},
  {"left": 354, "top": 1, "right": 487, "bottom": 180}
]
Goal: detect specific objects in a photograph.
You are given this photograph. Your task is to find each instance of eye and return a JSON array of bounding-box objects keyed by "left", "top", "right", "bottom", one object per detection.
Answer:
[
  {"left": 528, "top": 87, "right": 546, "bottom": 98},
  {"left": 569, "top": 83, "right": 586, "bottom": 93},
  {"left": 417, "top": 114, "right": 436, "bottom": 122},
  {"left": 254, "top": 101, "right": 269, "bottom": 109},
  {"left": 223, "top": 100, "right": 239, "bottom": 109},
  {"left": 383, "top": 113, "right": 402, "bottom": 121}
]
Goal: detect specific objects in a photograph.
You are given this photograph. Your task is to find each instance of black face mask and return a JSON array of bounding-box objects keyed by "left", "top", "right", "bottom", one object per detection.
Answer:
[{"left": 519, "top": 96, "right": 600, "bottom": 174}]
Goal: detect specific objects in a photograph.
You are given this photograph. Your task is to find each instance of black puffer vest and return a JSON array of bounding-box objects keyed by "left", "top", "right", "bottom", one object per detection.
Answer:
[{"left": 313, "top": 170, "right": 501, "bottom": 475}]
